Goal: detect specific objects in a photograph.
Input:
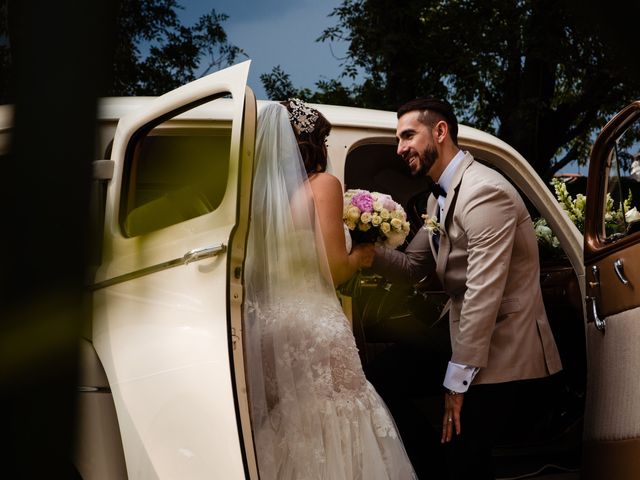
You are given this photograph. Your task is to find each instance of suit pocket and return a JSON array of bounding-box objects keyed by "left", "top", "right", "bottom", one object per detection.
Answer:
[{"left": 497, "top": 298, "right": 521, "bottom": 319}]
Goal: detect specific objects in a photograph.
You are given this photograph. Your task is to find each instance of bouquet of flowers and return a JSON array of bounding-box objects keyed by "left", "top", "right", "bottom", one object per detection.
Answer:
[{"left": 343, "top": 189, "right": 410, "bottom": 249}]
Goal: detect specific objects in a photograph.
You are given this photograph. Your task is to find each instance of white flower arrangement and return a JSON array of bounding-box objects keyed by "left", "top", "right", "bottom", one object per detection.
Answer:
[
  {"left": 343, "top": 189, "right": 410, "bottom": 249},
  {"left": 535, "top": 177, "right": 638, "bottom": 258}
]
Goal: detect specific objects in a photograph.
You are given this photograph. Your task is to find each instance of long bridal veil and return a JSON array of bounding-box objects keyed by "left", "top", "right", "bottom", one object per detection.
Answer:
[
  {"left": 244, "top": 103, "right": 337, "bottom": 478},
  {"left": 244, "top": 103, "right": 334, "bottom": 305},
  {"left": 244, "top": 103, "right": 416, "bottom": 480}
]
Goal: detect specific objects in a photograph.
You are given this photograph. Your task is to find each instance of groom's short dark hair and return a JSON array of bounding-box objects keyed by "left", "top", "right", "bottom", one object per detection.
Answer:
[{"left": 397, "top": 97, "right": 459, "bottom": 145}]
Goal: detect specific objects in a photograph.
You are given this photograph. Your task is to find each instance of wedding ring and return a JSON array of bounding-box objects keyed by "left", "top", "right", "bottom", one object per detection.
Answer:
[{"left": 447, "top": 417, "right": 452, "bottom": 423}]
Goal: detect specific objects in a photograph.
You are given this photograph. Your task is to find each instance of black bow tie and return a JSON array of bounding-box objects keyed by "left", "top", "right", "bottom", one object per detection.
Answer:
[{"left": 431, "top": 183, "right": 446, "bottom": 199}]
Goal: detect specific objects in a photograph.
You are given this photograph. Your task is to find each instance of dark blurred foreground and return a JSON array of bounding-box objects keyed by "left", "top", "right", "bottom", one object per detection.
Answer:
[{"left": 0, "top": 2, "right": 116, "bottom": 478}]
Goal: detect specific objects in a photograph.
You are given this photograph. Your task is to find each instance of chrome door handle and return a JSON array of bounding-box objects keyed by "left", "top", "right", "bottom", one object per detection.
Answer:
[
  {"left": 90, "top": 243, "right": 228, "bottom": 291},
  {"left": 587, "top": 296, "right": 606, "bottom": 331},
  {"left": 587, "top": 265, "right": 606, "bottom": 332},
  {"left": 183, "top": 244, "right": 227, "bottom": 264},
  {"left": 613, "top": 259, "right": 630, "bottom": 285}
]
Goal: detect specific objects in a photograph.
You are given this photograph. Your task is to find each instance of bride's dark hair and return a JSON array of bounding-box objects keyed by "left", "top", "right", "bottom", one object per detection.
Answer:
[{"left": 281, "top": 99, "right": 332, "bottom": 174}]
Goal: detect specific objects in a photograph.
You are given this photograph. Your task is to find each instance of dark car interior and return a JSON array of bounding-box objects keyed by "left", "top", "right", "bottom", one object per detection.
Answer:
[{"left": 342, "top": 142, "right": 586, "bottom": 478}]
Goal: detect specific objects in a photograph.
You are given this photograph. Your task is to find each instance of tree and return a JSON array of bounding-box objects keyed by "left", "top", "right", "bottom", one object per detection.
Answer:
[
  {"left": 267, "top": 0, "right": 640, "bottom": 180},
  {"left": 260, "top": 65, "right": 308, "bottom": 101},
  {"left": 0, "top": 0, "right": 245, "bottom": 100},
  {"left": 260, "top": 65, "right": 357, "bottom": 107},
  {"left": 111, "top": 0, "right": 245, "bottom": 96}
]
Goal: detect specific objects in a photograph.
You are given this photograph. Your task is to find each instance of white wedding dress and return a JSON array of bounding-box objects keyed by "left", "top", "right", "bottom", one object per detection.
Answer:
[{"left": 244, "top": 104, "right": 417, "bottom": 480}]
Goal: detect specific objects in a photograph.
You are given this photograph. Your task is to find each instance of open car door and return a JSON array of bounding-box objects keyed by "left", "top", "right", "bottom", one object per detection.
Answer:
[
  {"left": 583, "top": 100, "right": 640, "bottom": 479},
  {"left": 91, "top": 61, "right": 257, "bottom": 479}
]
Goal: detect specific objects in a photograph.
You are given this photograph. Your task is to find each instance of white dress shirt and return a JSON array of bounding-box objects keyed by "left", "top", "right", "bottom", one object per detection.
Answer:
[{"left": 435, "top": 150, "right": 479, "bottom": 393}]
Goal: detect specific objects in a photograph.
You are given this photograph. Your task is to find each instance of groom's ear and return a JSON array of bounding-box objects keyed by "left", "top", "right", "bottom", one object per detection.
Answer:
[{"left": 433, "top": 120, "right": 448, "bottom": 144}]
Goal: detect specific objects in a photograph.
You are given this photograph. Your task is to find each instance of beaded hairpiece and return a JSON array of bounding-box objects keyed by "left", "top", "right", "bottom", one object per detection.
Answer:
[{"left": 287, "top": 98, "right": 319, "bottom": 134}]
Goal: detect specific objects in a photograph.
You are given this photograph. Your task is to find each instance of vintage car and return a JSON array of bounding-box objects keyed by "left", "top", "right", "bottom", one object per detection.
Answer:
[{"left": 2, "top": 61, "right": 637, "bottom": 479}]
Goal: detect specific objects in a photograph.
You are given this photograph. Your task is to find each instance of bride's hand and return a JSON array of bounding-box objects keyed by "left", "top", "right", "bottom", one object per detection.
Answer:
[{"left": 351, "top": 243, "right": 375, "bottom": 268}]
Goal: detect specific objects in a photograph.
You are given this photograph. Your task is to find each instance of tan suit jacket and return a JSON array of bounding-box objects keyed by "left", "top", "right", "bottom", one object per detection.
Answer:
[{"left": 373, "top": 153, "right": 562, "bottom": 385}]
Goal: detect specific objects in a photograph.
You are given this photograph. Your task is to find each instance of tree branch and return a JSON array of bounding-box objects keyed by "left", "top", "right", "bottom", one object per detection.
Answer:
[{"left": 545, "top": 142, "right": 581, "bottom": 178}]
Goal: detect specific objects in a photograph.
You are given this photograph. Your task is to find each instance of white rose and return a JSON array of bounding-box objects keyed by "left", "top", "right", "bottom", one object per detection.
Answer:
[
  {"left": 347, "top": 205, "right": 361, "bottom": 222},
  {"left": 535, "top": 223, "right": 553, "bottom": 240},
  {"left": 625, "top": 206, "right": 640, "bottom": 223},
  {"left": 390, "top": 218, "right": 402, "bottom": 230}
]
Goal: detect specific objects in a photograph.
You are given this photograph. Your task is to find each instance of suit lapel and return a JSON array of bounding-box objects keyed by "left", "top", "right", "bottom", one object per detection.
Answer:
[
  {"left": 435, "top": 153, "right": 474, "bottom": 281},
  {"left": 426, "top": 195, "right": 438, "bottom": 257}
]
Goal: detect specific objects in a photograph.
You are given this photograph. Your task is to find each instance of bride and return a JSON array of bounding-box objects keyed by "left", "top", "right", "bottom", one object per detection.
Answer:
[{"left": 244, "top": 99, "right": 417, "bottom": 479}]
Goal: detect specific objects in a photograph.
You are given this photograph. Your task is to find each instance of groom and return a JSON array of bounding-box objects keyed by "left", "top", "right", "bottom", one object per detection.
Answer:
[{"left": 369, "top": 98, "right": 563, "bottom": 479}]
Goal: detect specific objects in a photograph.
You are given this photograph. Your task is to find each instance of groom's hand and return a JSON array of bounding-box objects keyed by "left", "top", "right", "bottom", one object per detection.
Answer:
[
  {"left": 352, "top": 243, "right": 375, "bottom": 268},
  {"left": 441, "top": 392, "right": 464, "bottom": 443}
]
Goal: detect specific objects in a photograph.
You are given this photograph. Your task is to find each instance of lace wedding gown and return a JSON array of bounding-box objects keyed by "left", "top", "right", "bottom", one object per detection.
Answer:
[{"left": 244, "top": 104, "right": 417, "bottom": 480}]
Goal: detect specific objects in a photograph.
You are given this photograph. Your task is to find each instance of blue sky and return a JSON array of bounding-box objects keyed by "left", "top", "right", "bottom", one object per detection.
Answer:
[{"left": 178, "top": 0, "right": 350, "bottom": 100}]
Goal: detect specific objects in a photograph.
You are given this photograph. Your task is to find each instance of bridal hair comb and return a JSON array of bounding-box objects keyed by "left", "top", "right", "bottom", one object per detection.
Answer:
[{"left": 287, "top": 98, "right": 319, "bottom": 134}]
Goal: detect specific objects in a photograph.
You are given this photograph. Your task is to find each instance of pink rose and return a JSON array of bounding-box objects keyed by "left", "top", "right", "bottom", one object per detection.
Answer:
[{"left": 351, "top": 191, "right": 374, "bottom": 213}]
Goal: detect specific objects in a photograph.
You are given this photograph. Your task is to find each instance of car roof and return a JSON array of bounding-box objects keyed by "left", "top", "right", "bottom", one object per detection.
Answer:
[
  {"left": 95, "top": 97, "right": 395, "bottom": 128},
  {"left": 96, "top": 97, "right": 515, "bottom": 149},
  {"left": 0, "top": 97, "right": 523, "bottom": 166}
]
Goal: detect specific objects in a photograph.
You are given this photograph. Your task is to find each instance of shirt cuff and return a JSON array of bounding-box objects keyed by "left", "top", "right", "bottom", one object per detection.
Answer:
[{"left": 443, "top": 361, "right": 479, "bottom": 393}]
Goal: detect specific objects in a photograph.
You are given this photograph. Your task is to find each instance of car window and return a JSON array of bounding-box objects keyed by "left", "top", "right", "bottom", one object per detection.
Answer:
[
  {"left": 603, "top": 122, "right": 640, "bottom": 241},
  {"left": 120, "top": 97, "right": 232, "bottom": 237}
]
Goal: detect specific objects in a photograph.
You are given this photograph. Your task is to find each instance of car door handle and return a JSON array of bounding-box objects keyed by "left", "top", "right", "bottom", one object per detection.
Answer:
[
  {"left": 613, "top": 259, "right": 630, "bottom": 286},
  {"left": 586, "top": 296, "right": 606, "bottom": 331},
  {"left": 183, "top": 244, "right": 227, "bottom": 264},
  {"left": 587, "top": 265, "right": 606, "bottom": 332},
  {"left": 90, "top": 243, "right": 227, "bottom": 290}
]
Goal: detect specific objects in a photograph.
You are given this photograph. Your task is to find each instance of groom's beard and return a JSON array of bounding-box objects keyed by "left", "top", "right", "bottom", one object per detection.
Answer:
[{"left": 412, "top": 143, "right": 438, "bottom": 177}]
